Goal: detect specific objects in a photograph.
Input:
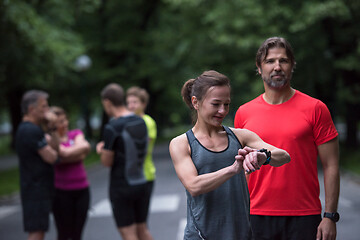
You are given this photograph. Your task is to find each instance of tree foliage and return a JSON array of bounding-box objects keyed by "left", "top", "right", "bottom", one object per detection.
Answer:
[{"left": 1, "top": 0, "right": 359, "bottom": 147}]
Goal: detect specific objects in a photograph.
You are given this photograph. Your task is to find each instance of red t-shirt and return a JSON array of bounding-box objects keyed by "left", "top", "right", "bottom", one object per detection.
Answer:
[{"left": 234, "top": 90, "right": 338, "bottom": 216}]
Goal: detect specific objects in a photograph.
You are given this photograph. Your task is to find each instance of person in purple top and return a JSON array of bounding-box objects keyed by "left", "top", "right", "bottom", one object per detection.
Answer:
[{"left": 50, "top": 106, "right": 91, "bottom": 240}]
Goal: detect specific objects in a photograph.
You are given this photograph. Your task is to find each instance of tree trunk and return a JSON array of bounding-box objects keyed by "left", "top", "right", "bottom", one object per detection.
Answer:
[{"left": 6, "top": 85, "right": 24, "bottom": 150}]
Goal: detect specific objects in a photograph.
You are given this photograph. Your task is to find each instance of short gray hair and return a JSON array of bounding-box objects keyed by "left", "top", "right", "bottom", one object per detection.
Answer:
[{"left": 21, "top": 90, "right": 49, "bottom": 115}]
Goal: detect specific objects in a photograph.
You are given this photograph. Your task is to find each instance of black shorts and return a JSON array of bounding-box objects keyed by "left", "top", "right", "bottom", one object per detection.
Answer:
[
  {"left": 22, "top": 198, "right": 52, "bottom": 232},
  {"left": 110, "top": 181, "right": 154, "bottom": 227},
  {"left": 250, "top": 214, "right": 322, "bottom": 240}
]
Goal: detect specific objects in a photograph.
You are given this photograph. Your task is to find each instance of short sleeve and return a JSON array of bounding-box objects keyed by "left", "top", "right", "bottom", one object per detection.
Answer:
[
  {"left": 313, "top": 101, "right": 338, "bottom": 146},
  {"left": 144, "top": 115, "right": 157, "bottom": 140},
  {"left": 103, "top": 124, "right": 117, "bottom": 150},
  {"left": 25, "top": 125, "right": 47, "bottom": 150},
  {"left": 68, "top": 129, "right": 84, "bottom": 141},
  {"left": 234, "top": 107, "right": 243, "bottom": 128}
]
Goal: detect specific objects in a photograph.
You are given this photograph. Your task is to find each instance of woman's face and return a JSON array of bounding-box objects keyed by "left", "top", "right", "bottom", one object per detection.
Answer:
[
  {"left": 55, "top": 114, "right": 69, "bottom": 136},
  {"left": 194, "top": 85, "right": 230, "bottom": 127}
]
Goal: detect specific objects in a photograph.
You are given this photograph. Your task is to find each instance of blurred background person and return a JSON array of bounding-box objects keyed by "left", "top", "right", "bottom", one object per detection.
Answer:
[
  {"left": 50, "top": 106, "right": 91, "bottom": 240},
  {"left": 15, "top": 90, "right": 60, "bottom": 240},
  {"left": 126, "top": 86, "right": 157, "bottom": 192},
  {"left": 97, "top": 83, "right": 154, "bottom": 240}
]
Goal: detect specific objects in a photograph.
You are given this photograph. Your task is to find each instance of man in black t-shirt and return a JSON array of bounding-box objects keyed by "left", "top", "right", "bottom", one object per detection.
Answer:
[
  {"left": 15, "top": 90, "right": 60, "bottom": 240},
  {"left": 96, "top": 83, "right": 154, "bottom": 240}
]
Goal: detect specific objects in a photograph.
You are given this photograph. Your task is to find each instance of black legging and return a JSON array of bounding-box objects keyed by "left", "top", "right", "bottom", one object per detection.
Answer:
[{"left": 52, "top": 187, "right": 90, "bottom": 240}]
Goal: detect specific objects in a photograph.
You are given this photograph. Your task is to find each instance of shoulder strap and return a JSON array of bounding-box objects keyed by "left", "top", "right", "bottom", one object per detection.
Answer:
[
  {"left": 185, "top": 129, "right": 196, "bottom": 158},
  {"left": 223, "top": 126, "right": 242, "bottom": 149},
  {"left": 185, "top": 129, "right": 195, "bottom": 143}
]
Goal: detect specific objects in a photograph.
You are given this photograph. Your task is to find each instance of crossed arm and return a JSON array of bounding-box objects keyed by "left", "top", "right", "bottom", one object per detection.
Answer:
[
  {"left": 58, "top": 133, "right": 91, "bottom": 163},
  {"left": 39, "top": 133, "right": 90, "bottom": 165}
]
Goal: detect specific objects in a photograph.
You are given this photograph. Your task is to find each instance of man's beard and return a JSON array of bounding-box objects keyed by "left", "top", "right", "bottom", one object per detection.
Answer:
[{"left": 263, "top": 72, "right": 291, "bottom": 88}]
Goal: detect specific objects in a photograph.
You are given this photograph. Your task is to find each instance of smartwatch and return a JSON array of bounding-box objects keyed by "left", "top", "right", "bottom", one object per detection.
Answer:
[
  {"left": 323, "top": 212, "right": 340, "bottom": 222},
  {"left": 257, "top": 148, "right": 271, "bottom": 165}
]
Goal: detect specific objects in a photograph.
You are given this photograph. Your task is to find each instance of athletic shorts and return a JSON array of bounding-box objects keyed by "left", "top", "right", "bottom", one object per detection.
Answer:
[
  {"left": 250, "top": 215, "right": 322, "bottom": 240},
  {"left": 22, "top": 198, "right": 52, "bottom": 232},
  {"left": 110, "top": 181, "right": 154, "bottom": 227}
]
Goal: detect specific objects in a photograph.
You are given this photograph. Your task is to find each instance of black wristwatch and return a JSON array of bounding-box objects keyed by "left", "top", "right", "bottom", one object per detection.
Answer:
[
  {"left": 323, "top": 212, "right": 340, "bottom": 222},
  {"left": 257, "top": 148, "right": 271, "bottom": 165}
]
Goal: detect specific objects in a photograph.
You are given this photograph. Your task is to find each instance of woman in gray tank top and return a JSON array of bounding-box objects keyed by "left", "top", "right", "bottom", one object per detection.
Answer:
[{"left": 169, "top": 70, "right": 290, "bottom": 240}]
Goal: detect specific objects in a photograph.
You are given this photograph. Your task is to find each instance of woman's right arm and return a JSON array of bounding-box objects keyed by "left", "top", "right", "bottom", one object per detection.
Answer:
[
  {"left": 59, "top": 133, "right": 91, "bottom": 163},
  {"left": 169, "top": 134, "right": 244, "bottom": 197}
]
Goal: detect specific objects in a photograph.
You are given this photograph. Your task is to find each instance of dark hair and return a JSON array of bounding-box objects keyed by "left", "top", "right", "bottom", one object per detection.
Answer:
[
  {"left": 21, "top": 90, "right": 49, "bottom": 115},
  {"left": 181, "top": 70, "right": 230, "bottom": 111},
  {"left": 101, "top": 83, "right": 125, "bottom": 106},
  {"left": 50, "top": 106, "right": 66, "bottom": 117},
  {"left": 256, "top": 37, "right": 296, "bottom": 69},
  {"left": 126, "top": 86, "right": 149, "bottom": 106}
]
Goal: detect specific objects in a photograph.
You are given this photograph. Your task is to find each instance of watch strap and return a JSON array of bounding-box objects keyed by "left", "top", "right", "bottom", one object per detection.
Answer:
[
  {"left": 323, "top": 212, "right": 340, "bottom": 222},
  {"left": 257, "top": 148, "right": 271, "bottom": 165}
]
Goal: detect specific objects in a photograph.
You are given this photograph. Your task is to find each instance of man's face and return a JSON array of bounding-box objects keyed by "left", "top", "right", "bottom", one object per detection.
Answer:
[
  {"left": 102, "top": 99, "right": 112, "bottom": 117},
  {"left": 126, "top": 95, "right": 144, "bottom": 115},
  {"left": 257, "top": 47, "right": 293, "bottom": 89},
  {"left": 32, "top": 98, "right": 49, "bottom": 122}
]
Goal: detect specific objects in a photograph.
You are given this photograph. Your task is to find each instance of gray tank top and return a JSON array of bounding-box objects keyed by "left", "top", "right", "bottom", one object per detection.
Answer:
[{"left": 184, "top": 126, "right": 251, "bottom": 240}]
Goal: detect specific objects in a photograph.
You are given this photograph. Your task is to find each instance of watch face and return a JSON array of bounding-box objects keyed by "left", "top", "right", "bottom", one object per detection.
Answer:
[
  {"left": 325, "top": 212, "right": 340, "bottom": 222},
  {"left": 333, "top": 212, "right": 340, "bottom": 222}
]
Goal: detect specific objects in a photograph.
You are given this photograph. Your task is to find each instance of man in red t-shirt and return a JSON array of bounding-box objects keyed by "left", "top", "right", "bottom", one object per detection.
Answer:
[{"left": 234, "top": 37, "right": 340, "bottom": 240}]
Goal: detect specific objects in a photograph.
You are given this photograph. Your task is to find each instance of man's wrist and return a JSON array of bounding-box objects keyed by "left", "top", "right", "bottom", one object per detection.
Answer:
[{"left": 323, "top": 212, "right": 340, "bottom": 222}]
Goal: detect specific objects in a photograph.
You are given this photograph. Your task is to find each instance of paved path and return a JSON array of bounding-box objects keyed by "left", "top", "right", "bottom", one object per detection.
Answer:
[{"left": 1, "top": 144, "right": 360, "bottom": 239}]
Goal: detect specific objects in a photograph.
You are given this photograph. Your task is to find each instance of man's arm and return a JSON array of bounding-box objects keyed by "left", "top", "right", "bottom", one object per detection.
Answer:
[
  {"left": 38, "top": 143, "right": 58, "bottom": 165},
  {"left": 96, "top": 141, "right": 114, "bottom": 167},
  {"left": 316, "top": 137, "right": 340, "bottom": 240},
  {"left": 38, "top": 131, "right": 61, "bottom": 164}
]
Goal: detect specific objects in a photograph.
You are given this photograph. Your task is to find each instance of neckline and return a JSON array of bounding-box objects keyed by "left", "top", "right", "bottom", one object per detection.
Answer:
[
  {"left": 190, "top": 126, "right": 230, "bottom": 153},
  {"left": 261, "top": 89, "right": 297, "bottom": 106}
]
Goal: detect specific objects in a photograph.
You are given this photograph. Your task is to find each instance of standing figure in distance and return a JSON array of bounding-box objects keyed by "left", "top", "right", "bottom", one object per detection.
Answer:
[
  {"left": 126, "top": 86, "right": 157, "bottom": 195},
  {"left": 96, "top": 83, "right": 154, "bottom": 240},
  {"left": 234, "top": 37, "right": 340, "bottom": 240},
  {"left": 50, "top": 106, "right": 91, "bottom": 240},
  {"left": 169, "top": 70, "right": 290, "bottom": 239},
  {"left": 15, "top": 90, "right": 60, "bottom": 240}
]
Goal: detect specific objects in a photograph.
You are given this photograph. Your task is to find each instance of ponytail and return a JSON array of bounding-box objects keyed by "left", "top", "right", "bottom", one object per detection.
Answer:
[{"left": 181, "top": 78, "right": 196, "bottom": 110}]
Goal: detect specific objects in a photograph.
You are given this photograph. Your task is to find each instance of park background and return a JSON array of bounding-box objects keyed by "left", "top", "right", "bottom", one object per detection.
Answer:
[{"left": 0, "top": 0, "right": 359, "bottom": 196}]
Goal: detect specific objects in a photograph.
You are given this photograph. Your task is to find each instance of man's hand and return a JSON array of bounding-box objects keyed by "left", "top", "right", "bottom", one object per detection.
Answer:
[
  {"left": 316, "top": 218, "right": 336, "bottom": 240},
  {"left": 47, "top": 131, "right": 61, "bottom": 152},
  {"left": 96, "top": 141, "right": 104, "bottom": 154},
  {"left": 44, "top": 111, "right": 58, "bottom": 132}
]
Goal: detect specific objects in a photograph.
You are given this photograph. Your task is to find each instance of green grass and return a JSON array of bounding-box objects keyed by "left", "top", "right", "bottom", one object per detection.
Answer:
[
  {"left": 84, "top": 151, "right": 101, "bottom": 166},
  {"left": 0, "top": 167, "right": 19, "bottom": 196},
  {"left": 0, "top": 135, "right": 14, "bottom": 156},
  {"left": 0, "top": 151, "right": 100, "bottom": 197}
]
